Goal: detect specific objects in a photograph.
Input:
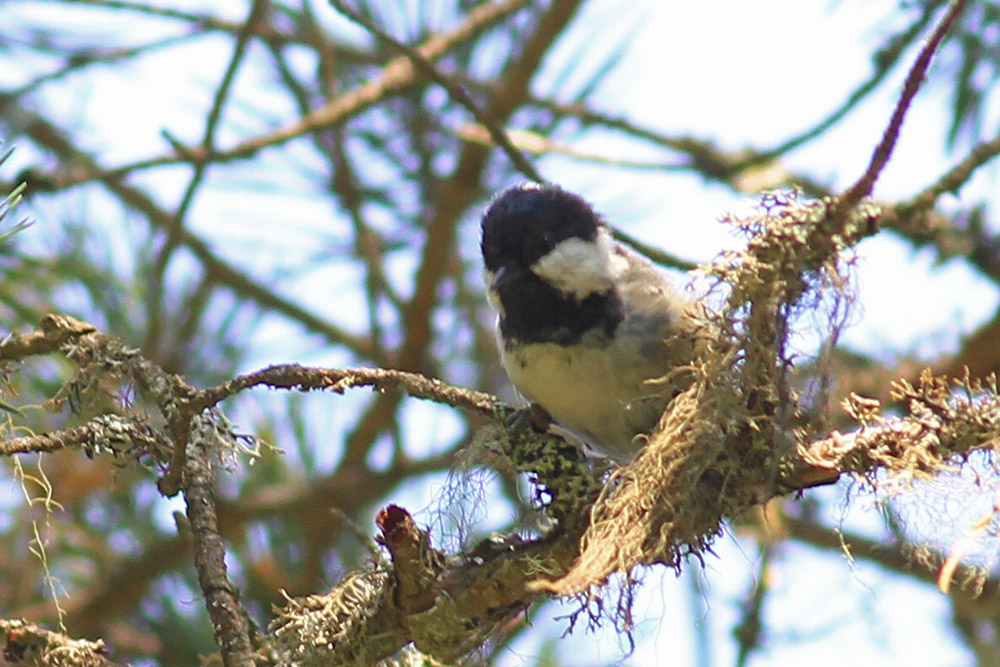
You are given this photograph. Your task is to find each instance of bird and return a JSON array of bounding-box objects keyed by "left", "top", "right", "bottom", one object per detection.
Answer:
[{"left": 480, "top": 183, "right": 707, "bottom": 462}]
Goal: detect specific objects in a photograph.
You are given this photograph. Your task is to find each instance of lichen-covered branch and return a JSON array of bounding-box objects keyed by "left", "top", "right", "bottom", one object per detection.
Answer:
[
  {"left": 0, "top": 313, "right": 603, "bottom": 663},
  {"left": 269, "top": 428, "right": 594, "bottom": 664},
  {"left": 0, "top": 414, "right": 169, "bottom": 458},
  {"left": 802, "top": 370, "right": 1000, "bottom": 485},
  {"left": 267, "top": 361, "right": 1000, "bottom": 662},
  {"left": 4, "top": 303, "right": 1000, "bottom": 666},
  {"left": 198, "top": 363, "right": 498, "bottom": 417},
  {"left": 183, "top": 424, "right": 254, "bottom": 665},
  {"left": 0, "top": 618, "right": 117, "bottom": 667}
]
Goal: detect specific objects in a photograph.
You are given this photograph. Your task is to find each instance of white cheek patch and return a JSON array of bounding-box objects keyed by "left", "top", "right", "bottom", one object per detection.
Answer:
[{"left": 531, "top": 232, "right": 623, "bottom": 299}]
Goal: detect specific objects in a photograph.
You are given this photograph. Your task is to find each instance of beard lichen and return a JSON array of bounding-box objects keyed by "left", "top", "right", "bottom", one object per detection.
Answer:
[{"left": 533, "top": 192, "right": 874, "bottom": 612}]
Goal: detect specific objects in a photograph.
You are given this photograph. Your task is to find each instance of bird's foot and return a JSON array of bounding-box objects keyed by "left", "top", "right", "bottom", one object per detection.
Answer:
[{"left": 507, "top": 402, "right": 553, "bottom": 434}]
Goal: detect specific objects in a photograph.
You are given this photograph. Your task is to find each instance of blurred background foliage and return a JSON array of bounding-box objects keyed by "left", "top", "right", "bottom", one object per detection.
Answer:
[{"left": 2, "top": 0, "right": 1000, "bottom": 664}]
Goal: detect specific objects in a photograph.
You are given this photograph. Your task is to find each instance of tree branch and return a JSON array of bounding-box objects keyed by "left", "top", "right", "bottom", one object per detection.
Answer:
[
  {"left": 183, "top": 422, "right": 255, "bottom": 665},
  {"left": 836, "top": 0, "right": 970, "bottom": 213},
  {"left": 34, "top": 0, "right": 532, "bottom": 185},
  {"left": 330, "top": 0, "right": 543, "bottom": 183},
  {"left": 0, "top": 414, "right": 168, "bottom": 458},
  {"left": 197, "top": 363, "right": 498, "bottom": 415},
  {"left": 0, "top": 618, "right": 117, "bottom": 667}
]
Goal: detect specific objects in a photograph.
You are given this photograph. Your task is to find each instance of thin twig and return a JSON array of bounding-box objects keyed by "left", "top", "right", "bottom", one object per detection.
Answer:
[
  {"left": 263, "top": 36, "right": 394, "bottom": 366},
  {"left": 837, "top": 0, "right": 969, "bottom": 211},
  {"left": 47, "top": 0, "right": 532, "bottom": 184},
  {"left": 330, "top": 0, "right": 544, "bottom": 183},
  {"left": 901, "top": 127, "right": 1000, "bottom": 214},
  {"left": 524, "top": 93, "right": 834, "bottom": 196},
  {"left": 197, "top": 363, "right": 499, "bottom": 416},
  {"left": 146, "top": 0, "right": 269, "bottom": 353},
  {"left": 610, "top": 227, "right": 697, "bottom": 272},
  {"left": 6, "top": 34, "right": 201, "bottom": 100},
  {"left": 754, "top": 2, "right": 941, "bottom": 163}
]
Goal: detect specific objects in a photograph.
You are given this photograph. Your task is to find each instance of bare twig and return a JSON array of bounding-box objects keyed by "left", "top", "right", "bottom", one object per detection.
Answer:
[
  {"left": 197, "top": 363, "right": 499, "bottom": 416},
  {"left": 870, "top": 125, "right": 1000, "bottom": 287},
  {"left": 146, "top": 0, "right": 269, "bottom": 353},
  {"left": 522, "top": 95, "right": 831, "bottom": 196},
  {"left": 5, "top": 34, "right": 202, "bottom": 100},
  {"left": 836, "top": 0, "right": 969, "bottom": 212},
  {"left": 44, "top": 0, "right": 531, "bottom": 184},
  {"left": 610, "top": 227, "right": 698, "bottom": 272},
  {"left": 899, "top": 127, "right": 1000, "bottom": 215},
  {"left": 330, "top": 0, "right": 543, "bottom": 184}
]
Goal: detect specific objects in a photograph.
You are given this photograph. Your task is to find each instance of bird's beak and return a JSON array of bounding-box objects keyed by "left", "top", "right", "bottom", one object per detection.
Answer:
[{"left": 489, "top": 265, "right": 510, "bottom": 292}]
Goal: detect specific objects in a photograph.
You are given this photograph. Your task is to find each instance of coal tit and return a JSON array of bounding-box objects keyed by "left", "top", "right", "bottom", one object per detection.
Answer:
[{"left": 480, "top": 183, "right": 705, "bottom": 462}]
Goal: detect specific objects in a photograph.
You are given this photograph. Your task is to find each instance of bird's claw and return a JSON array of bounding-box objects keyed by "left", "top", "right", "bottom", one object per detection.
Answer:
[{"left": 507, "top": 402, "right": 553, "bottom": 434}]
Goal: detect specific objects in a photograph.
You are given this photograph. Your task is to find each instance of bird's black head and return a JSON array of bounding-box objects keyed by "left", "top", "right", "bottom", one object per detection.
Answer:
[
  {"left": 479, "top": 183, "right": 622, "bottom": 346},
  {"left": 480, "top": 183, "right": 604, "bottom": 275}
]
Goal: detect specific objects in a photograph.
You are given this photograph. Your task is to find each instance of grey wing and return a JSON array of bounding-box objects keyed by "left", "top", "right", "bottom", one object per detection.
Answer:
[
  {"left": 615, "top": 250, "right": 705, "bottom": 434},
  {"left": 617, "top": 248, "right": 701, "bottom": 360}
]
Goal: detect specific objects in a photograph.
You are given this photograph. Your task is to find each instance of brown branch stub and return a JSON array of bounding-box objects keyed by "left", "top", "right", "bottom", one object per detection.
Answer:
[
  {"left": 777, "top": 453, "right": 843, "bottom": 491},
  {"left": 0, "top": 618, "right": 117, "bottom": 667},
  {"left": 269, "top": 512, "right": 575, "bottom": 664},
  {"left": 269, "top": 427, "right": 604, "bottom": 663},
  {"left": 376, "top": 504, "right": 446, "bottom": 616}
]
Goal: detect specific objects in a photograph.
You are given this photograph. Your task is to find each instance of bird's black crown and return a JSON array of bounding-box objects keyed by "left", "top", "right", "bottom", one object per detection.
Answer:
[{"left": 480, "top": 184, "right": 604, "bottom": 274}]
